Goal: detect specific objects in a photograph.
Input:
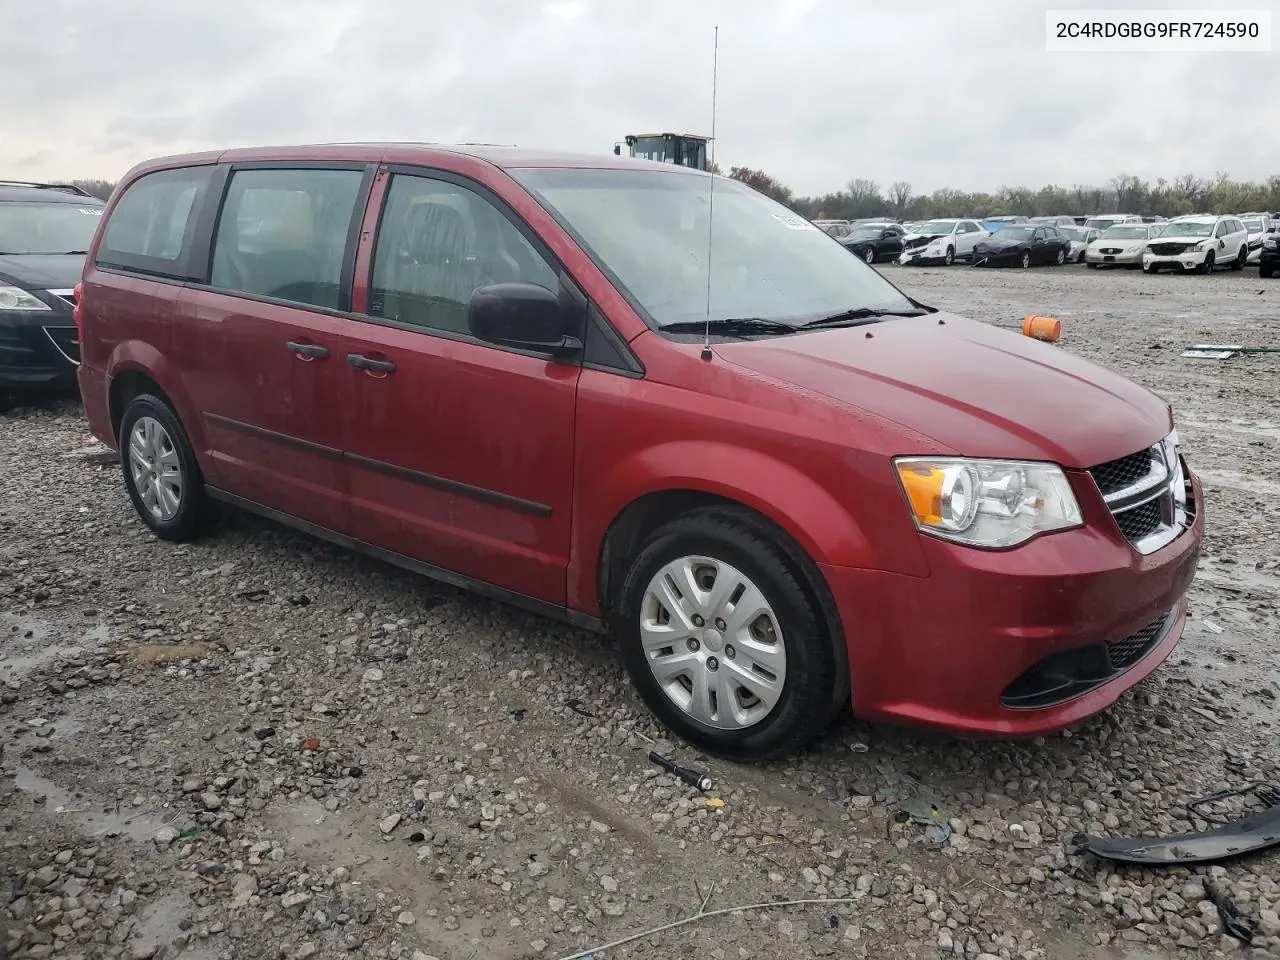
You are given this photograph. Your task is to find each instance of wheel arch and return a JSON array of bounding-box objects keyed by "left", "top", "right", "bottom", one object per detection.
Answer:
[{"left": 105, "top": 342, "right": 211, "bottom": 462}]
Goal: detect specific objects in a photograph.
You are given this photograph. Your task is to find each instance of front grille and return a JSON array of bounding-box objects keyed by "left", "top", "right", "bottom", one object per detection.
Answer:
[
  {"left": 1148, "top": 242, "right": 1191, "bottom": 256},
  {"left": 1115, "top": 497, "right": 1164, "bottom": 542},
  {"left": 1107, "top": 613, "right": 1170, "bottom": 670},
  {"left": 1089, "top": 450, "right": 1156, "bottom": 496},
  {"left": 1100, "top": 247, "right": 1122, "bottom": 254}
]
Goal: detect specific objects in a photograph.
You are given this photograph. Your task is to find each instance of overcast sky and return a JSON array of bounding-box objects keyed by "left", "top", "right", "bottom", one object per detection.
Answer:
[{"left": 3, "top": 0, "right": 1276, "bottom": 197}]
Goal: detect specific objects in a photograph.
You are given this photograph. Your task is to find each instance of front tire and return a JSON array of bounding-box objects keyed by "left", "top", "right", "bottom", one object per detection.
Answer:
[
  {"left": 1055, "top": 248, "right": 1066, "bottom": 265},
  {"left": 1200, "top": 251, "right": 1215, "bottom": 275},
  {"left": 1020, "top": 251, "right": 1031, "bottom": 269},
  {"left": 863, "top": 247, "right": 876, "bottom": 265},
  {"left": 119, "top": 394, "right": 211, "bottom": 542},
  {"left": 943, "top": 246, "right": 954, "bottom": 266},
  {"left": 1232, "top": 246, "right": 1247, "bottom": 270},
  {"left": 615, "top": 509, "right": 839, "bottom": 759}
]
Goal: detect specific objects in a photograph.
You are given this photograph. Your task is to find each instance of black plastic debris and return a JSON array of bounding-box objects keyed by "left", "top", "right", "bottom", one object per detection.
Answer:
[
  {"left": 1073, "top": 796, "right": 1280, "bottom": 865},
  {"left": 509, "top": 708, "right": 527, "bottom": 722},
  {"left": 564, "top": 698, "right": 594, "bottom": 718},
  {"left": 286, "top": 594, "right": 311, "bottom": 607},
  {"left": 253, "top": 728, "right": 275, "bottom": 741},
  {"left": 1205, "top": 883, "right": 1255, "bottom": 944},
  {"left": 347, "top": 766, "right": 363, "bottom": 778},
  {"left": 649, "top": 751, "right": 713, "bottom": 792}
]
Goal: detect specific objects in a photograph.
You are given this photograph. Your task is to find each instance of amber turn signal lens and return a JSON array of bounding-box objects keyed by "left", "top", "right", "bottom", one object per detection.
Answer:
[{"left": 896, "top": 463, "right": 944, "bottom": 525}]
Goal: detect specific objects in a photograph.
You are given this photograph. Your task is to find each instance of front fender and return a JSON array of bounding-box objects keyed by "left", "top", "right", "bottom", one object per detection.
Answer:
[{"left": 567, "top": 440, "right": 925, "bottom": 616}]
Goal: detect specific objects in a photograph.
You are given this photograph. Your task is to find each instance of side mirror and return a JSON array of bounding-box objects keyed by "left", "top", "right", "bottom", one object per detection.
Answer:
[
  {"left": 468, "top": 282, "right": 583, "bottom": 359},
  {"left": 880, "top": 229, "right": 893, "bottom": 239},
  {"left": 613, "top": 144, "right": 621, "bottom": 155}
]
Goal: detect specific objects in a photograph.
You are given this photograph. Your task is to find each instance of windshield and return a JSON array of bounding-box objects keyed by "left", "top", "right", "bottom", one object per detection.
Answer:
[
  {"left": 1160, "top": 221, "right": 1214, "bottom": 237},
  {"left": 994, "top": 226, "right": 1035, "bottom": 240},
  {"left": 913, "top": 220, "right": 956, "bottom": 235},
  {"left": 847, "top": 226, "right": 883, "bottom": 239},
  {"left": 0, "top": 200, "right": 103, "bottom": 255},
  {"left": 1084, "top": 218, "right": 1123, "bottom": 230},
  {"left": 1060, "top": 227, "right": 1084, "bottom": 240},
  {"left": 1101, "top": 226, "right": 1148, "bottom": 239},
  {"left": 1243, "top": 219, "right": 1264, "bottom": 234},
  {"left": 511, "top": 168, "right": 916, "bottom": 329}
]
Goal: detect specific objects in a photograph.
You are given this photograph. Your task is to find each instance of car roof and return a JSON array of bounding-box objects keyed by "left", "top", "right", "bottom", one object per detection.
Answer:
[
  {"left": 119, "top": 142, "right": 710, "bottom": 183},
  {"left": 0, "top": 183, "right": 104, "bottom": 204}
]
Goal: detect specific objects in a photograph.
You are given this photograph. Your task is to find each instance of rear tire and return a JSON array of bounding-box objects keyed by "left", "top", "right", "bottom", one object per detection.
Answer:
[
  {"left": 1232, "top": 246, "right": 1247, "bottom": 270},
  {"left": 615, "top": 508, "right": 841, "bottom": 759},
  {"left": 1055, "top": 248, "right": 1066, "bottom": 265},
  {"left": 1262, "top": 265, "right": 1275, "bottom": 279},
  {"left": 118, "top": 394, "right": 212, "bottom": 542}
]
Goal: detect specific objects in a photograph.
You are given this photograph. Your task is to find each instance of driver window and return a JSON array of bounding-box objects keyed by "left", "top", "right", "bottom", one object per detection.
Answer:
[{"left": 368, "top": 174, "right": 559, "bottom": 334}]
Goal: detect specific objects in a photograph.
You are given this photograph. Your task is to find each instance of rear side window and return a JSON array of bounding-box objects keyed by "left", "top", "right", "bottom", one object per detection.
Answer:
[
  {"left": 97, "top": 167, "right": 213, "bottom": 277},
  {"left": 210, "top": 168, "right": 364, "bottom": 310}
]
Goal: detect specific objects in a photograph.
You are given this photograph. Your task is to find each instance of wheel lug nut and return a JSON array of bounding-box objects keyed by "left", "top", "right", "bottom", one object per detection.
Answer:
[
  {"left": 687, "top": 638, "right": 700, "bottom": 652},
  {"left": 706, "top": 657, "right": 719, "bottom": 672},
  {"left": 692, "top": 615, "right": 705, "bottom": 627},
  {"left": 715, "top": 618, "right": 726, "bottom": 630},
  {"left": 725, "top": 645, "right": 735, "bottom": 660}
]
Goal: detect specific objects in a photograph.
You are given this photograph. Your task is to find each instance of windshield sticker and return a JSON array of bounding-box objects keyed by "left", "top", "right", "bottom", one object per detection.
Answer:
[
  {"left": 771, "top": 212, "right": 818, "bottom": 231},
  {"left": 80, "top": 208, "right": 103, "bottom": 215}
]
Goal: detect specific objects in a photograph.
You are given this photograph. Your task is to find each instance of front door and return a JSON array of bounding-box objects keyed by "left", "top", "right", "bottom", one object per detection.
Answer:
[
  {"left": 342, "top": 170, "right": 580, "bottom": 605},
  {"left": 180, "top": 164, "right": 370, "bottom": 534}
]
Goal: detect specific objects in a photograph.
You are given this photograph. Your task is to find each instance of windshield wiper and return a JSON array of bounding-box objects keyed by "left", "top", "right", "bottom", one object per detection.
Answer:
[
  {"left": 54, "top": 250, "right": 89, "bottom": 255},
  {"left": 661, "top": 317, "right": 798, "bottom": 337},
  {"left": 798, "top": 307, "right": 930, "bottom": 330}
]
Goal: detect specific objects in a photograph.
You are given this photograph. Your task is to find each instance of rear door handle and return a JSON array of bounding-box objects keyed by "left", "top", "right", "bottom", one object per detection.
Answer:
[
  {"left": 347, "top": 353, "right": 396, "bottom": 374},
  {"left": 287, "top": 341, "right": 329, "bottom": 360}
]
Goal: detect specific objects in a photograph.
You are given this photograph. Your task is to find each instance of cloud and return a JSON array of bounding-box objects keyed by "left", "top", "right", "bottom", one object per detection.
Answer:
[{"left": 3, "top": 0, "right": 1277, "bottom": 196}]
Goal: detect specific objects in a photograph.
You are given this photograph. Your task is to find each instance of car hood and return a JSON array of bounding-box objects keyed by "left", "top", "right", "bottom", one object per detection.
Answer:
[
  {"left": 714, "top": 312, "right": 1171, "bottom": 466},
  {"left": 0, "top": 254, "right": 85, "bottom": 291},
  {"left": 976, "top": 235, "right": 1030, "bottom": 249}
]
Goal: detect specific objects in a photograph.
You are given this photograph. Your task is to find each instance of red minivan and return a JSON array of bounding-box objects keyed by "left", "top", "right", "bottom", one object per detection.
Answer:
[{"left": 76, "top": 144, "right": 1203, "bottom": 757}]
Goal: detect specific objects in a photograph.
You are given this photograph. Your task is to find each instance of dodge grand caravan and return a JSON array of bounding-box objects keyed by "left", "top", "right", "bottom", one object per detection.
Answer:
[{"left": 76, "top": 144, "right": 1203, "bottom": 758}]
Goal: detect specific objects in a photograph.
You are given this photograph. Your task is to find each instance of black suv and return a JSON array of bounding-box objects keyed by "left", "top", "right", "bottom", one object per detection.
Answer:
[{"left": 0, "top": 181, "right": 106, "bottom": 394}]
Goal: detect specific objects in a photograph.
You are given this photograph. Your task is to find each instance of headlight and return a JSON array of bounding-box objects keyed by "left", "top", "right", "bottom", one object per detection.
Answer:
[
  {"left": 894, "top": 458, "right": 1083, "bottom": 548},
  {"left": 1265, "top": 238, "right": 1277, "bottom": 249},
  {"left": 0, "top": 285, "right": 51, "bottom": 311}
]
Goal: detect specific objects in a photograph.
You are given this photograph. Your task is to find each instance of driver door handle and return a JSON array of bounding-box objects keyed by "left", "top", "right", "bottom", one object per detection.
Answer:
[
  {"left": 287, "top": 341, "right": 329, "bottom": 359},
  {"left": 347, "top": 353, "right": 397, "bottom": 374}
]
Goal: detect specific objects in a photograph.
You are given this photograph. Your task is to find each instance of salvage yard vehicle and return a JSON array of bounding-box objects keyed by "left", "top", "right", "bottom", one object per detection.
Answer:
[
  {"left": 1260, "top": 229, "right": 1279, "bottom": 278},
  {"left": 1084, "top": 214, "right": 1141, "bottom": 231},
  {"left": 0, "top": 182, "right": 104, "bottom": 395},
  {"left": 837, "top": 221, "right": 905, "bottom": 263},
  {"left": 1084, "top": 223, "right": 1158, "bottom": 269},
  {"left": 1241, "top": 216, "right": 1267, "bottom": 264},
  {"left": 813, "top": 219, "right": 852, "bottom": 238},
  {"left": 1143, "top": 215, "right": 1249, "bottom": 274},
  {"left": 1059, "top": 225, "right": 1098, "bottom": 263},
  {"left": 972, "top": 224, "right": 1072, "bottom": 267},
  {"left": 75, "top": 143, "right": 1204, "bottom": 757},
  {"left": 897, "top": 218, "right": 988, "bottom": 265}
]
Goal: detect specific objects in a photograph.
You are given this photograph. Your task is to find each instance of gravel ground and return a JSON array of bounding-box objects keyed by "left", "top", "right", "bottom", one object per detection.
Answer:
[{"left": 2, "top": 263, "right": 1279, "bottom": 960}]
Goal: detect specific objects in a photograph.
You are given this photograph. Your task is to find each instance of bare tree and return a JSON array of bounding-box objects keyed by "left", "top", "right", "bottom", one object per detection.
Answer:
[{"left": 889, "top": 181, "right": 912, "bottom": 215}]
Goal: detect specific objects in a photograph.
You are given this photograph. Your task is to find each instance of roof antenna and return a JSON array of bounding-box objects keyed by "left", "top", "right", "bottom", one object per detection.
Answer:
[{"left": 700, "top": 24, "right": 719, "bottom": 363}]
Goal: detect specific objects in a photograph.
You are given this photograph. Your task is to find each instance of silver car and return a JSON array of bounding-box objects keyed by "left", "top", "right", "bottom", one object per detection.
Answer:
[
  {"left": 1085, "top": 223, "right": 1157, "bottom": 268},
  {"left": 1059, "top": 225, "right": 1098, "bottom": 263}
]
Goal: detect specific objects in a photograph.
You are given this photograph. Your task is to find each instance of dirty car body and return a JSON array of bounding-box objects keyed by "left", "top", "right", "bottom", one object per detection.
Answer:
[{"left": 75, "top": 143, "right": 1204, "bottom": 756}]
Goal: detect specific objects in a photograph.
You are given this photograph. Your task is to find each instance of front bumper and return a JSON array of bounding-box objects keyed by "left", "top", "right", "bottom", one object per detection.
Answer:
[
  {"left": 1085, "top": 249, "right": 1143, "bottom": 266},
  {"left": 1143, "top": 248, "right": 1209, "bottom": 271},
  {"left": 971, "top": 248, "right": 1023, "bottom": 266},
  {"left": 898, "top": 247, "right": 948, "bottom": 265},
  {"left": 0, "top": 306, "right": 79, "bottom": 389},
  {"left": 822, "top": 470, "right": 1204, "bottom": 736}
]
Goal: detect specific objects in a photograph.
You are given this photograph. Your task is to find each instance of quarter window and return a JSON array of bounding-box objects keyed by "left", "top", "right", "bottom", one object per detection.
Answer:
[
  {"left": 97, "top": 167, "right": 213, "bottom": 276},
  {"left": 210, "top": 168, "right": 364, "bottom": 310},
  {"left": 368, "top": 174, "right": 558, "bottom": 335}
]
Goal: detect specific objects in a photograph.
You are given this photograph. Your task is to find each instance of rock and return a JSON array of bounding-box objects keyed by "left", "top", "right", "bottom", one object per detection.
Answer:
[
  {"left": 201, "top": 792, "right": 222, "bottom": 811},
  {"left": 527, "top": 861, "right": 549, "bottom": 878},
  {"left": 380, "top": 813, "right": 402, "bottom": 834},
  {"left": 231, "top": 873, "right": 258, "bottom": 908},
  {"left": 396, "top": 911, "right": 416, "bottom": 926},
  {"left": 600, "top": 875, "right": 618, "bottom": 893},
  {"left": 548, "top": 897, "right": 567, "bottom": 913},
  {"left": 281, "top": 891, "right": 312, "bottom": 911},
  {"left": 153, "top": 827, "right": 180, "bottom": 848},
  {"left": 411, "top": 953, "right": 442, "bottom": 960},
  {"left": 295, "top": 946, "right": 318, "bottom": 960},
  {"left": 363, "top": 668, "right": 385, "bottom": 683}
]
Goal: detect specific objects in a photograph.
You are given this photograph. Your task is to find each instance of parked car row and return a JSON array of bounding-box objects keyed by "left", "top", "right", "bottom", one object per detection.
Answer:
[{"left": 814, "top": 209, "right": 1280, "bottom": 275}]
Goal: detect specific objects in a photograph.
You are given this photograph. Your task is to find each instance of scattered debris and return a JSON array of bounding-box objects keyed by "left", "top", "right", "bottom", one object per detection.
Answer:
[
  {"left": 649, "top": 751, "right": 713, "bottom": 792},
  {"left": 1181, "top": 342, "right": 1280, "bottom": 359},
  {"left": 1202, "top": 619, "right": 1224, "bottom": 634},
  {"left": 705, "top": 797, "right": 725, "bottom": 810},
  {"left": 301, "top": 738, "right": 321, "bottom": 752},
  {"left": 236, "top": 588, "right": 269, "bottom": 601},
  {"left": 894, "top": 790, "right": 952, "bottom": 845},
  {"left": 254, "top": 727, "right": 275, "bottom": 741},
  {"left": 1204, "top": 882, "right": 1255, "bottom": 943},
  {"left": 848, "top": 741, "right": 870, "bottom": 754},
  {"left": 509, "top": 708, "right": 527, "bottom": 722},
  {"left": 1072, "top": 789, "right": 1280, "bottom": 864},
  {"left": 286, "top": 594, "right": 311, "bottom": 607},
  {"left": 564, "top": 698, "right": 595, "bottom": 717}
]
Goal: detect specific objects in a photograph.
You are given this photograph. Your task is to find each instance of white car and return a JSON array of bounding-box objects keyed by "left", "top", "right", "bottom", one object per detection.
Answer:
[
  {"left": 1143, "top": 216, "right": 1250, "bottom": 274},
  {"left": 1241, "top": 216, "right": 1268, "bottom": 263},
  {"left": 1083, "top": 214, "right": 1142, "bottom": 232},
  {"left": 897, "top": 218, "right": 989, "bottom": 265},
  {"left": 1084, "top": 223, "right": 1159, "bottom": 269}
]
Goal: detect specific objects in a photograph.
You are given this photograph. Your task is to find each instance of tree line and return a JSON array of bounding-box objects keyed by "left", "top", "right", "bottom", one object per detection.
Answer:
[
  {"left": 725, "top": 168, "right": 1280, "bottom": 220},
  {"left": 65, "top": 169, "right": 1280, "bottom": 220}
]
